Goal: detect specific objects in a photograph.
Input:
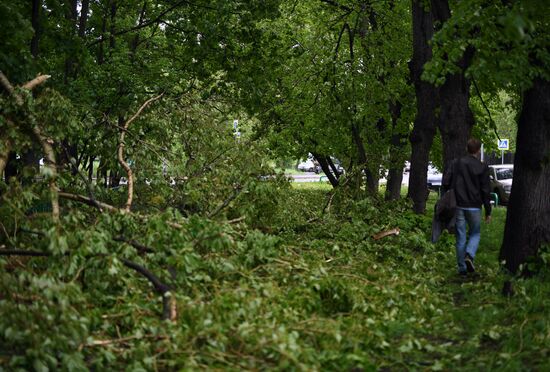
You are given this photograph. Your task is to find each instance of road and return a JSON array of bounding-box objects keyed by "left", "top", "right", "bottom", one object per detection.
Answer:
[{"left": 289, "top": 172, "right": 410, "bottom": 185}]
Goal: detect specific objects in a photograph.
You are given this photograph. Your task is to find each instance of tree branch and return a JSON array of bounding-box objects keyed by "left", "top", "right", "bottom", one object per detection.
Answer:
[
  {"left": 0, "top": 71, "right": 58, "bottom": 220},
  {"left": 118, "top": 93, "right": 163, "bottom": 212},
  {"left": 59, "top": 192, "right": 119, "bottom": 212},
  {"left": 0, "top": 247, "right": 176, "bottom": 321},
  {"left": 120, "top": 258, "right": 176, "bottom": 321},
  {"left": 208, "top": 185, "right": 243, "bottom": 218},
  {"left": 113, "top": 236, "right": 154, "bottom": 254},
  {"left": 21, "top": 75, "right": 51, "bottom": 90},
  {"left": 320, "top": 0, "right": 353, "bottom": 12}
]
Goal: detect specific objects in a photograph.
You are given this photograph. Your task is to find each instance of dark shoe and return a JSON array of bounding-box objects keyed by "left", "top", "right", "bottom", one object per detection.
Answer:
[
  {"left": 459, "top": 271, "right": 467, "bottom": 277},
  {"left": 465, "top": 254, "right": 475, "bottom": 273}
]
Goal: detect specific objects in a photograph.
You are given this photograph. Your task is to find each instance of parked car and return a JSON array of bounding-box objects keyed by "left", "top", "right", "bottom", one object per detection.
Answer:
[
  {"left": 297, "top": 159, "right": 317, "bottom": 172},
  {"left": 488, "top": 164, "right": 513, "bottom": 204},
  {"left": 427, "top": 163, "right": 442, "bottom": 191}
]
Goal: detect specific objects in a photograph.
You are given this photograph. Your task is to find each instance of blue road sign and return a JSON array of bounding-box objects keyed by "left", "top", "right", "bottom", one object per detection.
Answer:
[{"left": 498, "top": 139, "right": 509, "bottom": 150}]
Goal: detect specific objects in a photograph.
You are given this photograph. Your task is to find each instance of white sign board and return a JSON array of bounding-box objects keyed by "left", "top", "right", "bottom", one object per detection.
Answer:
[{"left": 498, "top": 139, "right": 509, "bottom": 150}]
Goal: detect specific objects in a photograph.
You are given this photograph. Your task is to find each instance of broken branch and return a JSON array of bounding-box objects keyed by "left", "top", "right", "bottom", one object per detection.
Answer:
[
  {"left": 59, "top": 192, "right": 119, "bottom": 212},
  {"left": 372, "top": 228, "right": 400, "bottom": 240},
  {"left": 119, "top": 93, "right": 164, "bottom": 212},
  {"left": 21, "top": 75, "right": 51, "bottom": 91}
]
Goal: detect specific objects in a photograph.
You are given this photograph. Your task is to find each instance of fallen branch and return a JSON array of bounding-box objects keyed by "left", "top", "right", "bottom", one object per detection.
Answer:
[
  {"left": 118, "top": 93, "right": 164, "bottom": 212},
  {"left": 21, "top": 74, "right": 51, "bottom": 91},
  {"left": 113, "top": 236, "right": 154, "bottom": 254},
  {"left": 121, "top": 259, "right": 177, "bottom": 321},
  {"left": 227, "top": 216, "right": 246, "bottom": 224},
  {"left": 208, "top": 185, "right": 243, "bottom": 218},
  {"left": 372, "top": 228, "right": 400, "bottom": 240},
  {"left": 85, "top": 334, "right": 168, "bottom": 347},
  {"left": 0, "top": 247, "right": 176, "bottom": 321},
  {"left": 0, "top": 249, "right": 50, "bottom": 257},
  {"left": 59, "top": 192, "right": 119, "bottom": 213}
]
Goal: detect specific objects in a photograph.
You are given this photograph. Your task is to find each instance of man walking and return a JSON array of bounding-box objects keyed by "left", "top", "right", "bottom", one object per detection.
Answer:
[{"left": 444, "top": 138, "right": 492, "bottom": 275}]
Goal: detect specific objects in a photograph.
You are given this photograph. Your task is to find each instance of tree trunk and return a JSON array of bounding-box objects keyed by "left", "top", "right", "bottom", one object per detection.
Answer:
[
  {"left": 432, "top": 1, "right": 475, "bottom": 171},
  {"left": 313, "top": 153, "right": 339, "bottom": 187},
  {"left": 30, "top": 0, "right": 41, "bottom": 57},
  {"left": 386, "top": 101, "right": 405, "bottom": 200},
  {"left": 407, "top": 0, "right": 438, "bottom": 214},
  {"left": 78, "top": 0, "right": 90, "bottom": 38},
  {"left": 351, "top": 122, "right": 377, "bottom": 194},
  {"left": 499, "top": 78, "right": 550, "bottom": 274},
  {"left": 25, "top": 0, "right": 42, "bottom": 176}
]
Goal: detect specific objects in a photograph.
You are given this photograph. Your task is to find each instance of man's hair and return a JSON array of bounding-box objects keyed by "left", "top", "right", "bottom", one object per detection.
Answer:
[{"left": 467, "top": 138, "right": 482, "bottom": 154}]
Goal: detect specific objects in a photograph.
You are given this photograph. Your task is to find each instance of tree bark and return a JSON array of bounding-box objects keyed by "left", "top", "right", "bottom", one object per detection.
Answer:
[
  {"left": 408, "top": 0, "right": 438, "bottom": 214},
  {"left": 499, "top": 78, "right": 550, "bottom": 274},
  {"left": 432, "top": 1, "right": 475, "bottom": 171},
  {"left": 313, "top": 153, "right": 339, "bottom": 187},
  {"left": 78, "top": 0, "right": 90, "bottom": 38},
  {"left": 30, "top": 0, "right": 41, "bottom": 57},
  {"left": 351, "top": 122, "right": 377, "bottom": 194},
  {"left": 385, "top": 101, "right": 405, "bottom": 200}
]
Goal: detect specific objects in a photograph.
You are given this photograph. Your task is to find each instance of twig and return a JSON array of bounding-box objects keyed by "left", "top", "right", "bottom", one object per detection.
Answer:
[
  {"left": 85, "top": 334, "right": 168, "bottom": 347},
  {"left": 472, "top": 77, "right": 501, "bottom": 141},
  {"left": 511, "top": 318, "right": 528, "bottom": 357},
  {"left": 208, "top": 185, "right": 243, "bottom": 218},
  {"left": 227, "top": 216, "right": 246, "bottom": 224},
  {"left": 63, "top": 145, "right": 103, "bottom": 212},
  {"left": 119, "top": 93, "right": 164, "bottom": 212}
]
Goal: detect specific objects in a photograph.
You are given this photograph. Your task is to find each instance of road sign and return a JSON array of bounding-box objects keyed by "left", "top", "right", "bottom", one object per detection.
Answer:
[{"left": 497, "top": 139, "right": 509, "bottom": 150}]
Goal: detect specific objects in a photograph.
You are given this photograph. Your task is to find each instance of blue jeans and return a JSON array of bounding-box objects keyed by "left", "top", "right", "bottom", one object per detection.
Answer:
[{"left": 455, "top": 208, "right": 481, "bottom": 273}]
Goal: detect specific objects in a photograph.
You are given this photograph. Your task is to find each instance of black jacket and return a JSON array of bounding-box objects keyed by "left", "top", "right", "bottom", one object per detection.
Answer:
[{"left": 443, "top": 155, "right": 492, "bottom": 216}]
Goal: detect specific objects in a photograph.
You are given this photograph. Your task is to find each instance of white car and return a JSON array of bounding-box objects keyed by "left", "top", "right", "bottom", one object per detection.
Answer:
[
  {"left": 427, "top": 163, "right": 442, "bottom": 190},
  {"left": 297, "top": 159, "right": 317, "bottom": 172},
  {"left": 488, "top": 164, "right": 513, "bottom": 204}
]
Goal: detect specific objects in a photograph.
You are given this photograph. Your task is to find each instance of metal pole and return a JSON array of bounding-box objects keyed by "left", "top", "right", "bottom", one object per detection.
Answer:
[
  {"left": 501, "top": 150, "right": 504, "bottom": 164},
  {"left": 481, "top": 144, "right": 484, "bottom": 162}
]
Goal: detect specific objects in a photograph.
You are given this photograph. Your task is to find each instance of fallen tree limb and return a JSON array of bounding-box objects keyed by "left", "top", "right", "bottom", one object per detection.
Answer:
[
  {"left": 372, "top": 228, "right": 400, "bottom": 240},
  {"left": 118, "top": 93, "right": 164, "bottom": 212},
  {"left": 120, "top": 258, "right": 176, "bottom": 321},
  {"left": 208, "top": 185, "right": 243, "bottom": 218},
  {"left": 0, "top": 247, "right": 176, "bottom": 321},
  {"left": 0, "top": 249, "right": 50, "bottom": 257},
  {"left": 113, "top": 236, "right": 154, "bottom": 254},
  {"left": 85, "top": 334, "right": 168, "bottom": 347},
  {"left": 21, "top": 75, "right": 51, "bottom": 91},
  {"left": 59, "top": 192, "right": 120, "bottom": 213}
]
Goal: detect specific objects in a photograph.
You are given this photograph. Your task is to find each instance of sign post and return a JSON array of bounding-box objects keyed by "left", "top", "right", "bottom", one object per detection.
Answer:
[{"left": 497, "top": 139, "right": 509, "bottom": 164}]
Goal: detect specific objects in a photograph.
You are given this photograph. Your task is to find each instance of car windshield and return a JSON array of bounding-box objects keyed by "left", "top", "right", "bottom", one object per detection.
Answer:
[{"left": 496, "top": 168, "right": 513, "bottom": 180}]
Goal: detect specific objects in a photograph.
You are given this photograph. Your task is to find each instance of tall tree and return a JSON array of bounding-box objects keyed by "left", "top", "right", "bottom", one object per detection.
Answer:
[
  {"left": 500, "top": 78, "right": 550, "bottom": 273},
  {"left": 407, "top": 0, "right": 438, "bottom": 213}
]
